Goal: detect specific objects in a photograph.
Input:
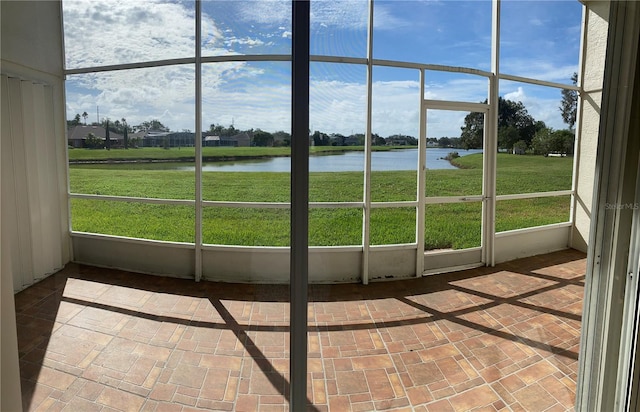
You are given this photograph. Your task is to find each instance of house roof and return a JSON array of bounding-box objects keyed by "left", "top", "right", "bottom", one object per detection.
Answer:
[
  {"left": 144, "top": 129, "right": 170, "bottom": 138},
  {"left": 67, "top": 125, "right": 123, "bottom": 140}
]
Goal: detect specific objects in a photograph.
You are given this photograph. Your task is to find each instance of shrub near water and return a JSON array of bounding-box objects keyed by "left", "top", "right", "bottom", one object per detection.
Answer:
[{"left": 70, "top": 152, "right": 572, "bottom": 248}]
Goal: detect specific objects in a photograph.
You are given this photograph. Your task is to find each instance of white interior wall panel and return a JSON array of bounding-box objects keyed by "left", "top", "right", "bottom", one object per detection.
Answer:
[
  {"left": 1, "top": 74, "right": 67, "bottom": 291},
  {"left": 3, "top": 75, "right": 33, "bottom": 289},
  {"left": 21, "top": 80, "right": 47, "bottom": 281}
]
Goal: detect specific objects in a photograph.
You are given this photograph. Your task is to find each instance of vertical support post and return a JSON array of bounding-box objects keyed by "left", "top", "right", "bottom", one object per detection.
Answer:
[
  {"left": 362, "top": 0, "right": 374, "bottom": 285},
  {"left": 416, "top": 69, "right": 426, "bottom": 277},
  {"left": 194, "top": 0, "right": 203, "bottom": 281},
  {"left": 60, "top": 0, "right": 75, "bottom": 263},
  {"left": 569, "top": 5, "right": 588, "bottom": 247},
  {"left": 485, "top": 0, "right": 500, "bottom": 267},
  {"left": 290, "top": 0, "right": 310, "bottom": 409}
]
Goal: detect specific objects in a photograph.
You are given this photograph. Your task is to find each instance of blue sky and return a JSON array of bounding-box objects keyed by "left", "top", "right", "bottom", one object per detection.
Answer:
[{"left": 63, "top": 0, "right": 582, "bottom": 138}]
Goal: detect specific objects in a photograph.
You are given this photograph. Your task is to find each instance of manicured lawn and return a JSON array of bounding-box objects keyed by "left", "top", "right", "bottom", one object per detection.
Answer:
[{"left": 69, "top": 153, "right": 573, "bottom": 249}]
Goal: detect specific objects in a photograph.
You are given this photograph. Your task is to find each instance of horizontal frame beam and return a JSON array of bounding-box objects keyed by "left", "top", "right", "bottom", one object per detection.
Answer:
[
  {"left": 496, "top": 190, "right": 573, "bottom": 201},
  {"left": 424, "top": 100, "right": 490, "bottom": 112},
  {"left": 69, "top": 193, "right": 194, "bottom": 206},
  {"left": 499, "top": 73, "right": 580, "bottom": 91}
]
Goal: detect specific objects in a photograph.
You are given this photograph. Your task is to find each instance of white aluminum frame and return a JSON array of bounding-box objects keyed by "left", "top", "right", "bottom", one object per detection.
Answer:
[
  {"left": 65, "top": 0, "right": 580, "bottom": 283},
  {"left": 421, "top": 98, "right": 490, "bottom": 273}
]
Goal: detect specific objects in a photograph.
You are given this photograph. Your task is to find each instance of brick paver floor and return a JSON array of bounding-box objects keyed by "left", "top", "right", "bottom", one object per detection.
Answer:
[{"left": 16, "top": 249, "right": 585, "bottom": 411}]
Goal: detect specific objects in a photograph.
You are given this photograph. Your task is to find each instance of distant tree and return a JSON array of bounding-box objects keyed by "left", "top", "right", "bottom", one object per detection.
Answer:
[
  {"left": 105, "top": 120, "right": 111, "bottom": 150},
  {"left": 438, "top": 137, "right": 451, "bottom": 147},
  {"left": 139, "top": 119, "right": 169, "bottom": 132},
  {"left": 448, "top": 137, "right": 461, "bottom": 148},
  {"left": 531, "top": 127, "right": 552, "bottom": 156},
  {"left": 253, "top": 130, "right": 274, "bottom": 147},
  {"left": 123, "top": 123, "right": 129, "bottom": 149},
  {"left": 513, "top": 140, "right": 528, "bottom": 154},
  {"left": 460, "top": 111, "right": 484, "bottom": 149},
  {"left": 373, "top": 134, "right": 386, "bottom": 146},
  {"left": 498, "top": 125, "right": 520, "bottom": 151},
  {"left": 272, "top": 130, "right": 291, "bottom": 147},
  {"left": 498, "top": 98, "right": 537, "bottom": 149},
  {"left": 128, "top": 137, "right": 140, "bottom": 148},
  {"left": 349, "top": 133, "right": 366, "bottom": 146},
  {"left": 329, "top": 133, "right": 345, "bottom": 146},
  {"left": 84, "top": 132, "right": 102, "bottom": 149},
  {"left": 208, "top": 123, "right": 238, "bottom": 136},
  {"left": 531, "top": 127, "right": 575, "bottom": 156},
  {"left": 209, "top": 123, "right": 224, "bottom": 135},
  {"left": 553, "top": 129, "right": 575, "bottom": 155},
  {"left": 460, "top": 97, "right": 538, "bottom": 151},
  {"left": 560, "top": 72, "right": 578, "bottom": 130},
  {"left": 82, "top": 111, "right": 88, "bottom": 125},
  {"left": 387, "top": 134, "right": 418, "bottom": 146},
  {"left": 312, "top": 131, "right": 330, "bottom": 146},
  {"left": 67, "top": 113, "right": 81, "bottom": 127}
]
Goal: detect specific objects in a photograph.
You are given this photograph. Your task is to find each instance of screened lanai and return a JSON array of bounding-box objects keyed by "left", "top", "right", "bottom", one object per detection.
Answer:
[
  {"left": 2, "top": 0, "right": 639, "bottom": 411},
  {"left": 60, "top": 0, "right": 582, "bottom": 282}
]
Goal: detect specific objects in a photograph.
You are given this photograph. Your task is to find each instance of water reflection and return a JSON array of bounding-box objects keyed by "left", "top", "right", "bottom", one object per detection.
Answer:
[
  {"left": 193, "top": 148, "right": 481, "bottom": 172},
  {"left": 70, "top": 148, "right": 482, "bottom": 172}
]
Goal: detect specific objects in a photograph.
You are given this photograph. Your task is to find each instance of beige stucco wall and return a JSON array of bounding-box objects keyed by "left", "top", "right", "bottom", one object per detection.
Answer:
[{"left": 572, "top": 1, "right": 610, "bottom": 252}]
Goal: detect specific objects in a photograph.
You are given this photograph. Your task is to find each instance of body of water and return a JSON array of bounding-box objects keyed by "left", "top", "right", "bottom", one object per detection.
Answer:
[{"left": 181, "top": 148, "right": 482, "bottom": 172}]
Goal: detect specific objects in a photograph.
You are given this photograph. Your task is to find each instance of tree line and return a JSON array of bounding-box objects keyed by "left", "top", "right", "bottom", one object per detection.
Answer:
[
  {"left": 460, "top": 73, "right": 578, "bottom": 156},
  {"left": 69, "top": 73, "right": 577, "bottom": 153}
]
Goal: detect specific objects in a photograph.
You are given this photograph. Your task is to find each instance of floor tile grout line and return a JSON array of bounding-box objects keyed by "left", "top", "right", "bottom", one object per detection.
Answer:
[{"left": 16, "top": 251, "right": 586, "bottom": 412}]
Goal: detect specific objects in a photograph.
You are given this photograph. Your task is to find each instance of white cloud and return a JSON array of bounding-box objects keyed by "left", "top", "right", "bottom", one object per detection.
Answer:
[
  {"left": 311, "top": 1, "right": 368, "bottom": 30},
  {"left": 501, "top": 59, "right": 578, "bottom": 84},
  {"left": 225, "top": 37, "right": 266, "bottom": 47},
  {"left": 504, "top": 87, "right": 526, "bottom": 102},
  {"left": 63, "top": 0, "right": 198, "bottom": 68},
  {"left": 529, "top": 18, "right": 544, "bottom": 27},
  {"left": 373, "top": 2, "right": 415, "bottom": 30},
  {"left": 66, "top": 60, "right": 260, "bottom": 131},
  {"left": 503, "top": 86, "right": 565, "bottom": 131},
  {"left": 62, "top": 0, "right": 574, "bottom": 137},
  {"left": 231, "top": 1, "right": 291, "bottom": 26},
  {"left": 67, "top": 58, "right": 498, "bottom": 138}
]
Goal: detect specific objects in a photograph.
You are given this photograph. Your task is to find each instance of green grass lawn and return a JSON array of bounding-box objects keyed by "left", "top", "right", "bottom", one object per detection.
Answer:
[{"left": 70, "top": 152, "right": 573, "bottom": 248}]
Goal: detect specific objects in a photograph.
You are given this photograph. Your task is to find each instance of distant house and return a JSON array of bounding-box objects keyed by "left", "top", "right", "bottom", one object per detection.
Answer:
[
  {"left": 203, "top": 135, "right": 223, "bottom": 146},
  {"left": 142, "top": 130, "right": 170, "bottom": 147},
  {"left": 67, "top": 125, "right": 123, "bottom": 148},
  {"left": 142, "top": 131, "right": 196, "bottom": 147},
  {"left": 127, "top": 131, "right": 146, "bottom": 147},
  {"left": 386, "top": 138, "right": 408, "bottom": 146},
  {"left": 343, "top": 136, "right": 360, "bottom": 146},
  {"left": 170, "top": 132, "right": 196, "bottom": 147},
  {"left": 203, "top": 132, "right": 250, "bottom": 147},
  {"left": 232, "top": 132, "right": 251, "bottom": 147}
]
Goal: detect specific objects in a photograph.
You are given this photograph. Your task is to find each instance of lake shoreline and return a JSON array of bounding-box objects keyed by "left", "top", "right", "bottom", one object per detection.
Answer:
[
  {"left": 68, "top": 147, "right": 474, "bottom": 166},
  {"left": 69, "top": 148, "right": 483, "bottom": 172},
  {"left": 68, "top": 154, "right": 290, "bottom": 165}
]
